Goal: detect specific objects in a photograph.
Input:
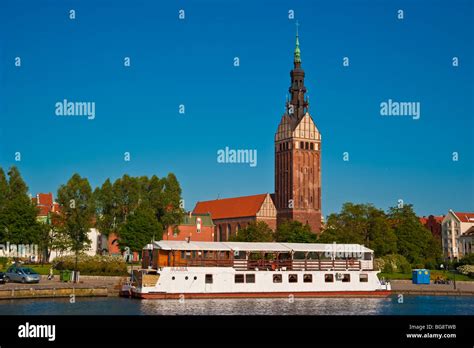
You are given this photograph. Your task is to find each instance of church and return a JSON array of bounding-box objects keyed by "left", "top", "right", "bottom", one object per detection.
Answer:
[{"left": 193, "top": 28, "right": 323, "bottom": 241}]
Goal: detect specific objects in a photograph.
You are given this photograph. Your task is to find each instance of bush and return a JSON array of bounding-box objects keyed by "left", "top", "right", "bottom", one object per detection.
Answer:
[
  {"left": 53, "top": 254, "right": 128, "bottom": 276},
  {"left": 455, "top": 254, "right": 474, "bottom": 268},
  {"left": 457, "top": 265, "right": 474, "bottom": 277},
  {"left": 377, "top": 254, "right": 411, "bottom": 273},
  {"left": 0, "top": 257, "right": 12, "bottom": 271}
]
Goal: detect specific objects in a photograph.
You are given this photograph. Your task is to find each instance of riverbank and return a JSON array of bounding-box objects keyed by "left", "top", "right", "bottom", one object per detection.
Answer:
[{"left": 0, "top": 275, "right": 126, "bottom": 300}]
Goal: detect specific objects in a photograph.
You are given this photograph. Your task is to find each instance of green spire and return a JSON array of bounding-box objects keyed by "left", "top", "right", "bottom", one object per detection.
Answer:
[{"left": 294, "top": 21, "right": 301, "bottom": 63}]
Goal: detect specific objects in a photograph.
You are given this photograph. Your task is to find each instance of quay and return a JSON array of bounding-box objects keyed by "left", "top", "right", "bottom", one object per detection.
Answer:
[
  {"left": 0, "top": 275, "right": 126, "bottom": 300},
  {"left": 391, "top": 280, "right": 474, "bottom": 296}
]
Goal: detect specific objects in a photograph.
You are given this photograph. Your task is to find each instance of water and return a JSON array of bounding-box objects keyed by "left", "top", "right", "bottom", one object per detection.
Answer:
[{"left": 0, "top": 295, "right": 473, "bottom": 315}]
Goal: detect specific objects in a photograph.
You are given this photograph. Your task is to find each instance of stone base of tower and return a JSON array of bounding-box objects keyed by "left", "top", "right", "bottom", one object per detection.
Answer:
[{"left": 277, "top": 209, "right": 322, "bottom": 234}]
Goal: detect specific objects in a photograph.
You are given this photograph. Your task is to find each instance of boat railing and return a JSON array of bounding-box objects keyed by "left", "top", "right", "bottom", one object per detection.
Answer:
[{"left": 169, "top": 259, "right": 371, "bottom": 271}]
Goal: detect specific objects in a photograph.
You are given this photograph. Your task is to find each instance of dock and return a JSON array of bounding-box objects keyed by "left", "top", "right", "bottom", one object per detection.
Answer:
[{"left": 0, "top": 275, "right": 127, "bottom": 300}]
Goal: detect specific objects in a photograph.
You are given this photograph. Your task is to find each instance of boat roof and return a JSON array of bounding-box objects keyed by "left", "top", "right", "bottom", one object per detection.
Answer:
[{"left": 151, "top": 241, "right": 373, "bottom": 253}]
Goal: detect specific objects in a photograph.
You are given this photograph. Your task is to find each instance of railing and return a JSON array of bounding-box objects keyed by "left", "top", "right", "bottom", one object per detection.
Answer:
[{"left": 168, "top": 259, "right": 370, "bottom": 271}]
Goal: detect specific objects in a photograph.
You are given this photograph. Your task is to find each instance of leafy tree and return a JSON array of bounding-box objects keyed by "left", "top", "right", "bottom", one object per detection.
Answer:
[
  {"left": 159, "top": 173, "right": 185, "bottom": 231},
  {"left": 56, "top": 174, "right": 95, "bottom": 280},
  {"left": 388, "top": 204, "right": 441, "bottom": 265},
  {"left": 319, "top": 203, "right": 397, "bottom": 256},
  {"left": 275, "top": 220, "right": 317, "bottom": 243},
  {"left": 118, "top": 204, "right": 163, "bottom": 252},
  {"left": 94, "top": 179, "right": 118, "bottom": 236},
  {"left": 0, "top": 166, "right": 42, "bottom": 245},
  {"left": 229, "top": 221, "right": 273, "bottom": 242}
]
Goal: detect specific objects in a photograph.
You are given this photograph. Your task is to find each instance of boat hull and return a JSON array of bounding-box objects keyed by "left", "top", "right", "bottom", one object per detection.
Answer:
[{"left": 130, "top": 290, "right": 392, "bottom": 299}]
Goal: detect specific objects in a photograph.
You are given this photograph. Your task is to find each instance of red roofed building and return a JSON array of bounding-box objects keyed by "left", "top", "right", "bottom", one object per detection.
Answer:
[
  {"left": 419, "top": 215, "right": 444, "bottom": 240},
  {"left": 193, "top": 193, "right": 277, "bottom": 241},
  {"left": 164, "top": 213, "right": 215, "bottom": 242},
  {"left": 441, "top": 210, "right": 474, "bottom": 259}
]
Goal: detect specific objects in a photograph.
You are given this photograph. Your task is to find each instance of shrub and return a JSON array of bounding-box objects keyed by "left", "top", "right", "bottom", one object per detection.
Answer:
[
  {"left": 455, "top": 254, "right": 474, "bottom": 268},
  {"left": 53, "top": 254, "right": 128, "bottom": 276},
  {"left": 379, "top": 254, "right": 411, "bottom": 273},
  {"left": 0, "top": 257, "right": 12, "bottom": 270},
  {"left": 457, "top": 265, "right": 474, "bottom": 277}
]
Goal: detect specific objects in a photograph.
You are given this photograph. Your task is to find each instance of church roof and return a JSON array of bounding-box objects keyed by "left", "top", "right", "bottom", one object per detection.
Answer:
[{"left": 193, "top": 193, "right": 269, "bottom": 220}]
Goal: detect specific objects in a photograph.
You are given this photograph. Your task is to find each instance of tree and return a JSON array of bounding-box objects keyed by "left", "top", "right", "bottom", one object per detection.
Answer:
[
  {"left": 388, "top": 204, "right": 441, "bottom": 266},
  {"left": 159, "top": 173, "right": 185, "bottom": 231},
  {"left": 94, "top": 179, "right": 118, "bottom": 236},
  {"left": 0, "top": 166, "right": 42, "bottom": 246},
  {"left": 319, "top": 203, "right": 397, "bottom": 256},
  {"left": 118, "top": 204, "right": 163, "bottom": 252},
  {"left": 275, "top": 220, "right": 317, "bottom": 243},
  {"left": 229, "top": 221, "right": 273, "bottom": 242},
  {"left": 56, "top": 174, "right": 95, "bottom": 281}
]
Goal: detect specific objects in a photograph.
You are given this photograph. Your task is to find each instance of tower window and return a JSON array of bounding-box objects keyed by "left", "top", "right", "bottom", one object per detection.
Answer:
[
  {"left": 300, "top": 141, "right": 304, "bottom": 149},
  {"left": 305, "top": 142, "right": 309, "bottom": 150},
  {"left": 310, "top": 143, "right": 314, "bottom": 150}
]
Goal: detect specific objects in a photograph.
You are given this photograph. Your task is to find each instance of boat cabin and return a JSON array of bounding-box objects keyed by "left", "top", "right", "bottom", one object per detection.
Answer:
[{"left": 142, "top": 241, "right": 374, "bottom": 271}]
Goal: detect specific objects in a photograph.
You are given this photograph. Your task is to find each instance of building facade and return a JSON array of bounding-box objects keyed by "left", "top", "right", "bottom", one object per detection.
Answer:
[
  {"left": 164, "top": 213, "right": 215, "bottom": 242},
  {"left": 459, "top": 227, "right": 474, "bottom": 256},
  {"left": 274, "top": 28, "right": 322, "bottom": 233},
  {"left": 441, "top": 210, "right": 474, "bottom": 260},
  {"left": 419, "top": 215, "right": 444, "bottom": 240},
  {"left": 193, "top": 193, "right": 277, "bottom": 241}
]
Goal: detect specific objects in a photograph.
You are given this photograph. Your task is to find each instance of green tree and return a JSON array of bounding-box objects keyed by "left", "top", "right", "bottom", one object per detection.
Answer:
[
  {"left": 0, "top": 166, "right": 42, "bottom": 245},
  {"left": 319, "top": 203, "right": 397, "bottom": 256},
  {"left": 275, "top": 220, "right": 317, "bottom": 243},
  {"left": 56, "top": 174, "right": 95, "bottom": 280},
  {"left": 94, "top": 179, "right": 118, "bottom": 236},
  {"left": 229, "top": 221, "right": 273, "bottom": 242},
  {"left": 159, "top": 173, "right": 185, "bottom": 231},
  {"left": 118, "top": 204, "right": 163, "bottom": 252},
  {"left": 388, "top": 204, "right": 441, "bottom": 266}
]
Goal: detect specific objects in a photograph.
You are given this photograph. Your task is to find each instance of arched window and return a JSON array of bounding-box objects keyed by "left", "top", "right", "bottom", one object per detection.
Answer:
[{"left": 227, "top": 224, "right": 232, "bottom": 240}]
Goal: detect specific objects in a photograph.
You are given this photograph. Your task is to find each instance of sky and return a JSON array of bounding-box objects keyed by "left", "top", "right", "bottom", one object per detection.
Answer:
[{"left": 0, "top": 0, "right": 473, "bottom": 218}]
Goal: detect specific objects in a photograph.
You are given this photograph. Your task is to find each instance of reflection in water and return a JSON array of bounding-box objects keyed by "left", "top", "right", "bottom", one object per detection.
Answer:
[
  {"left": 139, "top": 297, "right": 389, "bottom": 315},
  {"left": 0, "top": 296, "right": 472, "bottom": 315}
]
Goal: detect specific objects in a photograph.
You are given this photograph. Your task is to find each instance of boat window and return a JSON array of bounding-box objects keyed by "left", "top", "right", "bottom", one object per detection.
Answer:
[
  {"left": 306, "top": 252, "right": 318, "bottom": 260},
  {"left": 246, "top": 274, "right": 256, "bottom": 283},
  {"left": 172, "top": 276, "right": 175, "bottom": 280},
  {"left": 303, "top": 274, "right": 313, "bottom": 283},
  {"left": 325, "top": 274, "right": 334, "bottom": 282},
  {"left": 234, "top": 250, "right": 246, "bottom": 259},
  {"left": 273, "top": 274, "right": 282, "bottom": 283},
  {"left": 180, "top": 251, "right": 185, "bottom": 259},
  {"left": 364, "top": 252, "right": 372, "bottom": 260},
  {"left": 235, "top": 274, "right": 244, "bottom": 283},
  {"left": 342, "top": 274, "right": 351, "bottom": 282},
  {"left": 289, "top": 274, "right": 298, "bottom": 283},
  {"left": 359, "top": 274, "right": 368, "bottom": 282},
  {"left": 293, "top": 251, "right": 306, "bottom": 260},
  {"left": 185, "top": 276, "right": 189, "bottom": 280},
  {"left": 205, "top": 274, "right": 213, "bottom": 284},
  {"left": 194, "top": 276, "right": 197, "bottom": 280}
]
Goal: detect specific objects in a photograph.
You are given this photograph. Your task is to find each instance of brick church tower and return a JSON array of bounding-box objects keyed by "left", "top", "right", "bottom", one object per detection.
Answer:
[{"left": 274, "top": 26, "right": 322, "bottom": 233}]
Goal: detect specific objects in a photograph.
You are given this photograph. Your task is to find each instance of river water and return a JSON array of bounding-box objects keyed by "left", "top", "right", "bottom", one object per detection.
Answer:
[{"left": 0, "top": 295, "right": 473, "bottom": 315}]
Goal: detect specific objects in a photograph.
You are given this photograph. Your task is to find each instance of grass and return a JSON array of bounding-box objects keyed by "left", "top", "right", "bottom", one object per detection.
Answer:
[
  {"left": 379, "top": 270, "right": 474, "bottom": 282},
  {"left": 0, "top": 264, "right": 60, "bottom": 275}
]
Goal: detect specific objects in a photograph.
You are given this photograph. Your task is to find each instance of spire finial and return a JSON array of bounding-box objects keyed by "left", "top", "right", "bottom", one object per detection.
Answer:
[{"left": 294, "top": 21, "right": 301, "bottom": 63}]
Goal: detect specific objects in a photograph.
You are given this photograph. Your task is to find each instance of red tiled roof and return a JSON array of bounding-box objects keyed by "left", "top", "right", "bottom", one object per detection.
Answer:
[
  {"left": 419, "top": 217, "right": 428, "bottom": 225},
  {"left": 37, "top": 193, "right": 53, "bottom": 206},
  {"left": 193, "top": 193, "right": 268, "bottom": 220},
  {"left": 453, "top": 212, "right": 474, "bottom": 223}
]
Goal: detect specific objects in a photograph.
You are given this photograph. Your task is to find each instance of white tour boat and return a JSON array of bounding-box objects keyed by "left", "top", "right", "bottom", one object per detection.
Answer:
[{"left": 121, "top": 240, "right": 391, "bottom": 299}]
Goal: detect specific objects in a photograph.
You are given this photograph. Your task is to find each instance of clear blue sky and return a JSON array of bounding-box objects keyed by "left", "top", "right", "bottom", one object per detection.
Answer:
[{"left": 0, "top": 0, "right": 473, "bottom": 218}]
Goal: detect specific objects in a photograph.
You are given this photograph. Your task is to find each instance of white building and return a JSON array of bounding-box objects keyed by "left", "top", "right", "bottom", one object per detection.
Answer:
[
  {"left": 459, "top": 227, "right": 474, "bottom": 256},
  {"left": 441, "top": 210, "right": 474, "bottom": 260}
]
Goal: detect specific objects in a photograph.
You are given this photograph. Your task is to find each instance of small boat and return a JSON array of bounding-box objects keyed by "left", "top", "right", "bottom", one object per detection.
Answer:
[{"left": 121, "top": 241, "right": 391, "bottom": 299}]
